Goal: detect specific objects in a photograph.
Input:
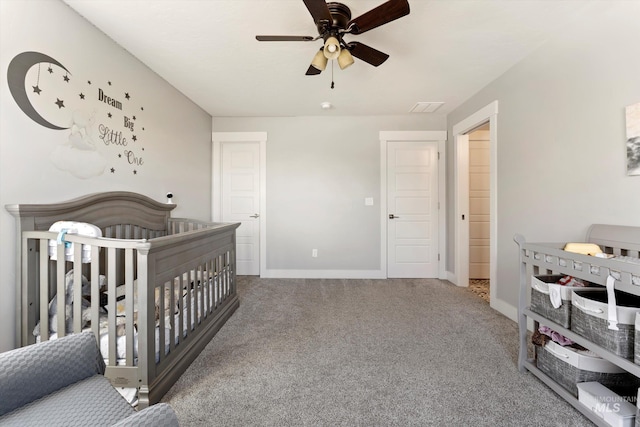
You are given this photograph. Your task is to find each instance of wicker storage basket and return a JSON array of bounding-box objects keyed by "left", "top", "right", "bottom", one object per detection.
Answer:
[
  {"left": 530, "top": 275, "right": 601, "bottom": 328},
  {"left": 536, "top": 342, "right": 637, "bottom": 398},
  {"left": 571, "top": 289, "right": 640, "bottom": 359}
]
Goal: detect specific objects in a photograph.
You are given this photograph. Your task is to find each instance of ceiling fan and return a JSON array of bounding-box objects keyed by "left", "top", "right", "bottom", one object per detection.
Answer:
[{"left": 256, "top": 0, "right": 410, "bottom": 76}]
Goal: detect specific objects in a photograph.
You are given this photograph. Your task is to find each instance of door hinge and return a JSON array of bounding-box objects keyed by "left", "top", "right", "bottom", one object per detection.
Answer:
[
  {"left": 438, "top": 253, "right": 440, "bottom": 261},
  {"left": 437, "top": 152, "right": 440, "bottom": 160}
]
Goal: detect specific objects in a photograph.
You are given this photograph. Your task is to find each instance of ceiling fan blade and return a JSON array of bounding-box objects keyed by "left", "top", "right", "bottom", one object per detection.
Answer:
[
  {"left": 256, "top": 35, "right": 316, "bottom": 42},
  {"left": 305, "top": 64, "right": 323, "bottom": 75},
  {"left": 348, "top": 0, "right": 410, "bottom": 35},
  {"left": 348, "top": 42, "right": 389, "bottom": 67},
  {"left": 303, "top": 0, "right": 332, "bottom": 24}
]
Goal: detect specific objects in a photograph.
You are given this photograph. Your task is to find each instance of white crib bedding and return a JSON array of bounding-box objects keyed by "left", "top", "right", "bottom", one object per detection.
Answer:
[{"left": 36, "top": 286, "right": 209, "bottom": 365}]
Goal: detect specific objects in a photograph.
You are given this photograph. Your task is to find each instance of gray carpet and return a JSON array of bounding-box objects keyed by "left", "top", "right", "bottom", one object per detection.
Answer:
[{"left": 162, "top": 277, "right": 590, "bottom": 426}]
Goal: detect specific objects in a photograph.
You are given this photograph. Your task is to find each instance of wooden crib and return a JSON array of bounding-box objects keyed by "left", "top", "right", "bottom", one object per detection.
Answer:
[{"left": 6, "top": 191, "right": 240, "bottom": 408}]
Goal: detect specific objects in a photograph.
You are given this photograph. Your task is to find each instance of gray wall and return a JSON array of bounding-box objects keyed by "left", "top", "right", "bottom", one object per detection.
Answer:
[
  {"left": 213, "top": 115, "right": 445, "bottom": 273},
  {"left": 446, "top": 1, "right": 640, "bottom": 312},
  {"left": 0, "top": 0, "right": 212, "bottom": 351}
]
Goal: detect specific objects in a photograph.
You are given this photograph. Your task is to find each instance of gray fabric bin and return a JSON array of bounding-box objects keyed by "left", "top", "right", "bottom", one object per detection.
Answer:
[
  {"left": 529, "top": 275, "right": 601, "bottom": 328},
  {"left": 536, "top": 342, "right": 639, "bottom": 398},
  {"left": 571, "top": 289, "right": 640, "bottom": 359}
]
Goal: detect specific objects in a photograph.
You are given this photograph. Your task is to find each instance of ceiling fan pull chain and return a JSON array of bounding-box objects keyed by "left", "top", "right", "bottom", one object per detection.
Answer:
[{"left": 331, "top": 60, "right": 335, "bottom": 89}]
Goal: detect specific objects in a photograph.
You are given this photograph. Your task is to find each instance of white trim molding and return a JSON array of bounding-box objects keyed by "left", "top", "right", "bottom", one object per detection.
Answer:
[
  {"left": 452, "top": 101, "right": 501, "bottom": 315},
  {"left": 261, "top": 269, "right": 387, "bottom": 280}
]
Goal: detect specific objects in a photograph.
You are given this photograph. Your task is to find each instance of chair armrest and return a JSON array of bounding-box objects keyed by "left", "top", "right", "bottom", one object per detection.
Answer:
[
  {"left": 0, "top": 331, "right": 105, "bottom": 416},
  {"left": 111, "top": 403, "right": 179, "bottom": 427}
]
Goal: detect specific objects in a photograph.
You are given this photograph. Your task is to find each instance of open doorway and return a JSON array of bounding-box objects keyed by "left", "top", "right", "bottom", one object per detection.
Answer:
[
  {"left": 453, "top": 101, "right": 498, "bottom": 309},
  {"left": 468, "top": 124, "right": 490, "bottom": 302}
]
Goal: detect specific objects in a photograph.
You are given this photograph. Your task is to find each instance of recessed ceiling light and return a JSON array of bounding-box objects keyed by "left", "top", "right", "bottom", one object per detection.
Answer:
[{"left": 321, "top": 101, "right": 332, "bottom": 110}]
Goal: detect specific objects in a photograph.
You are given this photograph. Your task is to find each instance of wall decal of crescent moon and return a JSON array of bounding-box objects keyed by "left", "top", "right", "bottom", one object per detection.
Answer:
[{"left": 7, "top": 51, "right": 70, "bottom": 130}]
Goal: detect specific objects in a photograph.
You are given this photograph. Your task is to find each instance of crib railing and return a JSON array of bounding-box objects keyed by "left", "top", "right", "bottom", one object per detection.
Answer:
[{"left": 19, "top": 221, "right": 239, "bottom": 407}]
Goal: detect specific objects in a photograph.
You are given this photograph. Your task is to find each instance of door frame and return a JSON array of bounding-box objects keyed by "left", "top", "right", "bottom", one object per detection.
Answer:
[
  {"left": 452, "top": 101, "right": 499, "bottom": 307},
  {"left": 380, "top": 131, "right": 447, "bottom": 279},
  {"left": 212, "top": 131, "right": 267, "bottom": 276}
]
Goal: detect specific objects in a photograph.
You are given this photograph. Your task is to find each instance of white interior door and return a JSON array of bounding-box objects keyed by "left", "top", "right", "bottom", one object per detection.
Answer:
[
  {"left": 387, "top": 141, "right": 439, "bottom": 278},
  {"left": 222, "top": 142, "right": 260, "bottom": 275}
]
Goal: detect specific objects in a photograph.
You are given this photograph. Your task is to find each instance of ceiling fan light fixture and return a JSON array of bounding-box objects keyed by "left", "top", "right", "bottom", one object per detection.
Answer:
[
  {"left": 323, "top": 36, "right": 341, "bottom": 60},
  {"left": 337, "top": 48, "right": 354, "bottom": 70},
  {"left": 311, "top": 49, "right": 328, "bottom": 71}
]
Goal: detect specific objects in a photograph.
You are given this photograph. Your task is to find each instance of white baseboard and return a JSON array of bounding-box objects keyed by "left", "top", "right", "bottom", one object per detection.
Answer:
[
  {"left": 490, "top": 297, "right": 517, "bottom": 323},
  {"left": 446, "top": 270, "right": 458, "bottom": 285},
  {"left": 260, "top": 269, "right": 387, "bottom": 279}
]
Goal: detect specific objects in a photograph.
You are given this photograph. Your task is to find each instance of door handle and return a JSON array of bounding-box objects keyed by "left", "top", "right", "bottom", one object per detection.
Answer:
[
  {"left": 389, "top": 214, "right": 400, "bottom": 219},
  {"left": 249, "top": 213, "right": 260, "bottom": 218}
]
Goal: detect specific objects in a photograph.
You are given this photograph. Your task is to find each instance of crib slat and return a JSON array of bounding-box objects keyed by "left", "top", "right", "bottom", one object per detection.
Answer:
[
  {"left": 39, "top": 239, "right": 49, "bottom": 341},
  {"left": 125, "top": 248, "right": 135, "bottom": 365},
  {"left": 178, "top": 274, "right": 184, "bottom": 345},
  {"left": 186, "top": 270, "right": 193, "bottom": 333},
  {"left": 72, "top": 248, "right": 83, "bottom": 333},
  {"left": 206, "top": 260, "right": 212, "bottom": 314},
  {"left": 56, "top": 245, "right": 66, "bottom": 337},
  {"left": 158, "top": 281, "right": 166, "bottom": 362},
  {"left": 90, "top": 246, "right": 101, "bottom": 347},
  {"left": 168, "top": 277, "right": 176, "bottom": 353},
  {"left": 215, "top": 256, "right": 220, "bottom": 304},
  {"left": 221, "top": 254, "right": 228, "bottom": 301},
  {"left": 199, "top": 265, "right": 205, "bottom": 322},
  {"left": 107, "top": 247, "right": 117, "bottom": 366}
]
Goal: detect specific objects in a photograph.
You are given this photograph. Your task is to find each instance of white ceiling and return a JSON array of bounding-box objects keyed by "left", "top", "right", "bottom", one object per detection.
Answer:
[{"left": 62, "top": 0, "right": 597, "bottom": 117}]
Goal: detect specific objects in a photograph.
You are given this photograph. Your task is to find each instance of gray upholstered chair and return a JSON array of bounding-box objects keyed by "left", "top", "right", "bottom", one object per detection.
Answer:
[{"left": 0, "top": 331, "right": 179, "bottom": 426}]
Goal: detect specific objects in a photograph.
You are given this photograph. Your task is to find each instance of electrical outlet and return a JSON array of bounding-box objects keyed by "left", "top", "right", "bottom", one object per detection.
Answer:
[{"left": 312, "top": 249, "right": 318, "bottom": 257}]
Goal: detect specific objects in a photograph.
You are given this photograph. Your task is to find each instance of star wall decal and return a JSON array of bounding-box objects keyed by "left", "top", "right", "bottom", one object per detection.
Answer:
[{"left": 8, "top": 54, "right": 150, "bottom": 177}]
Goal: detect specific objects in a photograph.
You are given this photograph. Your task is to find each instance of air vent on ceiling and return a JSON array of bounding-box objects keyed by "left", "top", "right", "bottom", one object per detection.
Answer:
[{"left": 409, "top": 102, "right": 444, "bottom": 113}]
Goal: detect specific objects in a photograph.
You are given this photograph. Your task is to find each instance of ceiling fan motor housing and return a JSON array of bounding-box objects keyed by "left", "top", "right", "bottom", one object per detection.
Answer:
[{"left": 321, "top": 2, "right": 351, "bottom": 32}]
